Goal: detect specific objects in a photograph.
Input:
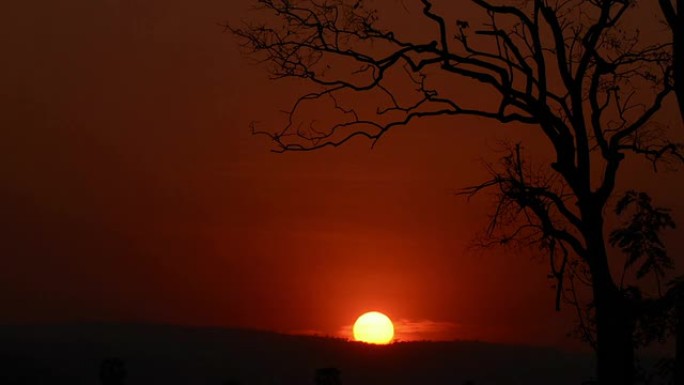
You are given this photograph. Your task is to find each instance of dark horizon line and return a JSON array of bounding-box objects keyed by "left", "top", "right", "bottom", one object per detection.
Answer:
[{"left": 0, "top": 320, "right": 587, "bottom": 352}]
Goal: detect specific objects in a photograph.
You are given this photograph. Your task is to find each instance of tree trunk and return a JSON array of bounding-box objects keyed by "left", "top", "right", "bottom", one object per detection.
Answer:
[
  {"left": 593, "top": 283, "right": 635, "bottom": 385},
  {"left": 584, "top": 214, "right": 636, "bottom": 385},
  {"left": 674, "top": 5, "right": 683, "bottom": 123},
  {"left": 675, "top": 295, "right": 684, "bottom": 385}
]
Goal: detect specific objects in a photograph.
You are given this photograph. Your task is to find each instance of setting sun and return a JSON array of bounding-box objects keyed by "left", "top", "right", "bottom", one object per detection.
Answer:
[{"left": 352, "top": 311, "right": 394, "bottom": 344}]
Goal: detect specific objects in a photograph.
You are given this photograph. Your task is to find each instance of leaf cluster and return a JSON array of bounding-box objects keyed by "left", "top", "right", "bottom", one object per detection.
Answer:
[{"left": 610, "top": 190, "right": 676, "bottom": 281}]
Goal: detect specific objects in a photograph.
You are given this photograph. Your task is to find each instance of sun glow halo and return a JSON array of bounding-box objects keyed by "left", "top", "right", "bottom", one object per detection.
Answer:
[{"left": 352, "top": 311, "right": 394, "bottom": 344}]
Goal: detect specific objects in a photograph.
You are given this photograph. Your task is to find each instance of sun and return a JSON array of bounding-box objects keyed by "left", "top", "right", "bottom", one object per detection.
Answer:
[{"left": 352, "top": 311, "right": 394, "bottom": 344}]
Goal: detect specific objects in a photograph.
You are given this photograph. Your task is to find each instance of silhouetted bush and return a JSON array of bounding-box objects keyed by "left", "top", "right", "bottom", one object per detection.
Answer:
[
  {"left": 315, "top": 367, "right": 341, "bottom": 385},
  {"left": 99, "top": 357, "right": 126, "bottom": 385}
]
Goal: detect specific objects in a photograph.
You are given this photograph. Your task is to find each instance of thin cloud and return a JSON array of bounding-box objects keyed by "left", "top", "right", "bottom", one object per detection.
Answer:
[
  {"left": 393, "top": 319, "right": 461, "bottom": 341},
  {"left": 337, "top": 319, "right": 462, "bottom": 342},
  {"left": 288, "top": 329, "right": 332, "bottom": 338}
]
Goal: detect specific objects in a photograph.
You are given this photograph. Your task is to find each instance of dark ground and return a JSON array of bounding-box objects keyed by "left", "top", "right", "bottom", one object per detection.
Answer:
[{"left": 0, "top": 323, "right": 594, "bottom": 385}]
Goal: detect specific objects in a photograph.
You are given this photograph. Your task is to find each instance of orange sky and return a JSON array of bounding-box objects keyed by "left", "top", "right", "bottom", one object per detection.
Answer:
[{"left": 1, "top": 0, "right": 683, "bottom": 349}]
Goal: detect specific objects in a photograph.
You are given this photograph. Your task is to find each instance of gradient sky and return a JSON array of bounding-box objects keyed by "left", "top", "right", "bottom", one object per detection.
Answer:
[{"left": 2, "top": 0, "right": 683, "bottom": 348}]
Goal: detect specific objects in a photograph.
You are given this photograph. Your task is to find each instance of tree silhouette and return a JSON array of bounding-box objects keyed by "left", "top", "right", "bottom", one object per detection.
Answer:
[
  {"left": 657, "top": 0, "right": 682, "bottom": 121},
  {"left": 231, "top": 1, "right": 682, "bottom": 384}
]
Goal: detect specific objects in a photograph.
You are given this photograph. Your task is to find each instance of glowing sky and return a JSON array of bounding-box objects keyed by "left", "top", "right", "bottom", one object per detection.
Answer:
[{"left": 1, "top": 0, "right": 682, "bottom": 348}]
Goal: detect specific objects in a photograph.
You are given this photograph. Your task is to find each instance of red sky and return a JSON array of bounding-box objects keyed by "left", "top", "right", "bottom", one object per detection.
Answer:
[{"left": 1, "top": 0, "right": 682, "bottom": 349}]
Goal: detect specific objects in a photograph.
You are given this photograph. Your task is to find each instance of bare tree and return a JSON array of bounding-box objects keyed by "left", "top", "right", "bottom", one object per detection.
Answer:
[
  {"left": 657, "top": 0, "right": 682, "bottom": 121},
  {"left": 231, "top": 0, "right": 682, "bottom": 383}
]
